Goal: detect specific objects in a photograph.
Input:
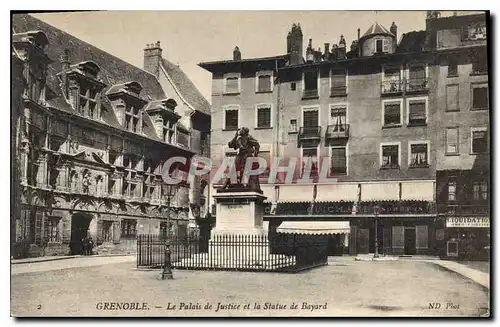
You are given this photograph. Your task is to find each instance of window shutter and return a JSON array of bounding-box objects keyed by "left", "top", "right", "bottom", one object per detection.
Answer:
[
  {"left": 331, "top": 70, "right": 346, "bottom": 88},
  {"left": 331, "top": 147, "right": 347, "bottom": 174},
  {"left": 409, "top": 66, "right": 425, "bottom": 80},
  {"left": 383, "top": 39, "right": 389, "bottom": 52},
  {"left": 446, "top": 85, "right": 459, "bottom": 110},
  {"left": 303, "top": 110, "right": 319, "bottom": 127},
  {"left": 258, "top": 75, "right": 271, "bottom": 92},
  {"left": 409, "top": 102, "right": 426, "bottom": 119},
  {"left": 226, "top": 77, "right": 239, "bottom": 93},
  {"left": 257, "top": 107, "right": 271, "bottom": 128},
  {"left": 384, "top": 104, "right": 400, "bottom": 125}
]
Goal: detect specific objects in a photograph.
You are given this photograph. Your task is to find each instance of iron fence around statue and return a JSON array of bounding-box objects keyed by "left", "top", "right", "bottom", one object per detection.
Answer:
[{"left": 136, "top": 233, "right": 329, "bottom": 273}]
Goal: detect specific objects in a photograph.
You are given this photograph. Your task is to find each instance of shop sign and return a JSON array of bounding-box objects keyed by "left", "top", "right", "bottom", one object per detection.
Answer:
[{"left": 446, "top": 217, "right": 489, "bottom": 228}]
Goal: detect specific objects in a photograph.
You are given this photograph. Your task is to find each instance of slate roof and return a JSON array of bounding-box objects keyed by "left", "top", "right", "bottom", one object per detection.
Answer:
[
  {"left": 396, "top": 30, "right": 427, "bottom": 53},
  {"left": 12, "top": 14, "right": 166, "bottom": 141},
  {"left": 361, "top": 22, "right": 394, "bottom": 38},
  {"left": 161, "top": 58, "right": 211, "bottom": 116}
]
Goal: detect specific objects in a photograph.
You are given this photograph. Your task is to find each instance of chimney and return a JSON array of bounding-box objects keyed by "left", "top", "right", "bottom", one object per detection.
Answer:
[
  {"left": 233, "top": 46, "right": 241, "bottom": 61},
  {"left": 338, "top": 35, "right": 346, "bottom": 59},
  {"left": 324, "top": 43, "right": 330, "bottom": 60},
  {"left": 314, "top": 48, "right": 322, "bottom": 62},
  {"left": 287, "top": 23, "right": 303, "bottom": 66},
  {"left": 306, "top": 38, "right": 314, "bottom": 62},
  {"left": 143, "top": 41, "right": 162, "bottom": 78},
  {"left": 390, "top": 22, "right": 398, "bottom": 52},
  {"left": 357, "top": 28, "right": 361, "bottom": 57}
]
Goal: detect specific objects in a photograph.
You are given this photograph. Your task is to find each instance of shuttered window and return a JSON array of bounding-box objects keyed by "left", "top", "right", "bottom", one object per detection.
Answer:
[
  {"left": 225, "top": 77, "right": 239, "bottom": 94},
  {"left": 472, "top": 86, "right": 488, "bottom": 110},
  {"left": 446, "top": 85, "right": 459, "bottom": 111},
  {"left": 257, "top": 75, "right": 272, "bottom": 92},
  {"left": 224, "top": 108, "right": 239, "bottom": 130},
  {"left": 331, "top": 147, "right": 347, "bottom": 175},
  {"left": 472, "top": 130, "right": 487, "bottom": 153},
  {"left": 257, "top": 106, "right": 271, "bottom": 128},
  {"left": 303, "top": 110, "right": 318, "bottom": 127},
  {"left": 408, "top": 100, "right": 426, "bottom": 125},
  {"left": 383, "top": 103, "right": 401, "bottom": 125},
  {"left": 331, "top": 69, "right": 346, "bottom": 89}
]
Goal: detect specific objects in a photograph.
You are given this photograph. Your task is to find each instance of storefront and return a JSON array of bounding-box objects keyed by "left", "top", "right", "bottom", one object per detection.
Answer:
[{"left": 445, "top": 216, "right": 490, "bottom": 260}]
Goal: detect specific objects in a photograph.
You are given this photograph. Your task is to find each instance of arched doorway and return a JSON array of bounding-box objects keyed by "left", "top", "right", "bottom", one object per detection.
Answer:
[{"left": 70, "top": 212, "right": 93, "bottom": 254}]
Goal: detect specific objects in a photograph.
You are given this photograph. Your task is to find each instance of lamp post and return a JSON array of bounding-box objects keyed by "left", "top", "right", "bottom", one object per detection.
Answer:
[
  {"left": 373, "top": 204, "right": 380, "bottom": 259},
  {"left": 161, "top": 183, "right": 177, "bottom": 280}
]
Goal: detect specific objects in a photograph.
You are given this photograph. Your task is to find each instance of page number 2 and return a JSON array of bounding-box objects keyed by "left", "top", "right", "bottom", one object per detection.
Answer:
[{"left": 37, "top": 305, "right": 42, "bottom": 310}]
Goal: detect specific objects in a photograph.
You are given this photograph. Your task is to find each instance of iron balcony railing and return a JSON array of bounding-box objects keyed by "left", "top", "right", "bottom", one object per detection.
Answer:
[
  {"left": 381, "top": 79, "right": 403, "bottom": 94},
  {"left": 326, "top": 124, "right": 349, "bottom": 139},
  {"left": 302, "top": 89, "right": 319, "bottom": 99},
  {"left": 330, "top": 86, "right": 347, "bottom": 97},
  {"left": 405, "top": 78, "right": 429, "bottom": 93},
  {"left": 298, "top": 126, "right": 322, "bottom": 140},
  {"left": 381, "top": 78, "right": 429, "bottom": 94},
  {"left": 444, "top": 204, "right": 489, "bottom": 215}
]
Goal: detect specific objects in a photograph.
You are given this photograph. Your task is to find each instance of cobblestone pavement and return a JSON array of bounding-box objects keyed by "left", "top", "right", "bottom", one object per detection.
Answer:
[{"left": 11, "top": 260, "right": 489, "bottom": 317}]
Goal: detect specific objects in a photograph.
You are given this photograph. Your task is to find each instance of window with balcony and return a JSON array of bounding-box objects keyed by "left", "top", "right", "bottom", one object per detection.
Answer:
[
  {"left": 224, "top": 76, "right": 240, "bottom": 94},
  {"left": 327, "top": 107, "right": 348, "bottom": 139},
  {"left": 299, "top": 108, "right": 320, "bottom": 140},
  {"left": 257, "top": 73, "right": 272, "bottom": 93},
  {"left": 381, "top": 144, "right": 400, "bottom": 169},
  {"left": 472, "top": 85, "right": 488, "bottom": 110},
  {"left": 121, "top": 219, "right": 137, "bottom": 238},
  {"left": 471, "top": 128, "right": 487, "bottom": 154},
  {"left": 473, "top": 181, "right": 488, "bottom": 201},
  {"left": 408, "top": 99, "right": 427, "bottom": 126},
  {"left": 303, "top": 71, "right": 318, "bottom": 99},
  {"left": 256, "top": 105, "right": 272, "bottom": 128},
  {"left": 382, "top": 101, "right": 402, "bottom": 126},
  {"left": 409, "top": 143, "right": 429, "bottom": 168},
  {"left": 448, "top": 178, "right": 457, "bottom": 201},
  {"left": 224, "top": 106, "right": 239, "bottom": 130},
  {"left": 407, "top": 65, "right": 427, "bottom": 92},
  {"left": 382, "top": 66, "right": 402, "bottom": 94},
  {"left": 446, "top": 85, "right": 459, "bottom": 111},
  {"left": 330, "top": 69, "right": 347, "bottom": 96},
  {"left": 445, "top": 127, "right": 459, "bottom": 155},
  {"left": 331, "top": 146, "right": 347, "bottom": 175}
]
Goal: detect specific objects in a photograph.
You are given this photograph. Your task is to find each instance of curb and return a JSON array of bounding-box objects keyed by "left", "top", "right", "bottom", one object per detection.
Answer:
[
  {"left": 425, "top": 261, "right": 489, "bottom": 290},
  {"left": 11, "top": 253, "right": 136, "bottom": 265}
]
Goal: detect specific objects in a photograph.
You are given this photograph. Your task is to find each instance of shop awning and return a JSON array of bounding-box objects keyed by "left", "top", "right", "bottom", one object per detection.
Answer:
[
  {"left": 401, "top": 181, "right": 434, "bottom": 201},
  {"left": 316, "top": 184, "right": 358, "bottom": 202},
  {"left": 278, "top": 185, "right": 314, "bottom": 202},
  {"left": 276, "top": 221, "right": 350, "bottom": 235}
]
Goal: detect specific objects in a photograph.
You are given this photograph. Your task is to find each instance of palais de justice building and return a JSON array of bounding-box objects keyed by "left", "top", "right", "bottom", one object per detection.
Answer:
[{"left": 11, "top": 14, "right": 211, "bottom": 257}]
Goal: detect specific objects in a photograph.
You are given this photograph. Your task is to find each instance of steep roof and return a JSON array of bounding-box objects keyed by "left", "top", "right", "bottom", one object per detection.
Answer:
[
  {"left": 161, "top": 58, "right": 211, "bottom": 116},
  {"left": 396, "top": 30, "right": 427, "bottom": 53},
  {"left": 12, "top": 14, "right": 166, "bottom": 140},
  {"left": 362, "top": 22, "right": 394, "bottom": 38}
]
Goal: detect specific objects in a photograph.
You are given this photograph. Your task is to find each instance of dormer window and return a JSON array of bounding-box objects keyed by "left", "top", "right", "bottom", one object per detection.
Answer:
[
  {"left": 59, "top": 60, "right": 106, "bottom": 120},
  {"left": 376, "top": 39, "right": 389, "bottom": 53},
  {"left": 125, "top": 104, "right": 140, "bottom": 133}
]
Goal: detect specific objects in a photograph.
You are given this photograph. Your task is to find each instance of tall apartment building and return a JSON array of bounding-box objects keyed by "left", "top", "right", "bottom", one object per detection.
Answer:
[
  {"left": 426, "top": 13, "right": 489, "bottom": 258},
  {"left": 11, "top": 14, "right": 210, "bottom": 258},
  {"left": 200, "top": 11, "right": 489, "bottom": 257}
]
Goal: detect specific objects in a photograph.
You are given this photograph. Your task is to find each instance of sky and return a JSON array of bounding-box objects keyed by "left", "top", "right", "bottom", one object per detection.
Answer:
[{"left": 32, "top": 11, "right": 476, "bottom": 104}]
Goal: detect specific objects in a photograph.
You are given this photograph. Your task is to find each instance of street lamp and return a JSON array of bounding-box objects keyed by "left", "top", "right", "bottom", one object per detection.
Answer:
[
  {"left": 373, "top": 204, "right": 380, "bottom": 259},
  {"left": 162, "top": 183, "right": 177, "bottom": 280}
]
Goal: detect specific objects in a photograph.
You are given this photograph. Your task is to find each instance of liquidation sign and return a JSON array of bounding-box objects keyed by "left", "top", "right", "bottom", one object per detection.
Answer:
[{"left": 446, "top": 217, "right": 490, "bottom": 228}]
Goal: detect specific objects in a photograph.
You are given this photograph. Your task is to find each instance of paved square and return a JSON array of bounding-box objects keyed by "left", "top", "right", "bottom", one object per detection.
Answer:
[{"left": 11, "top": 259, "right": 489, "bottom": 317}]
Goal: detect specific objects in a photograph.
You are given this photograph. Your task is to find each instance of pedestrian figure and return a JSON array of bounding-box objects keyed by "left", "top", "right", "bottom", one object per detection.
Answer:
[{"left": 86, "top": 236, "right": 94, "bottom": 256}]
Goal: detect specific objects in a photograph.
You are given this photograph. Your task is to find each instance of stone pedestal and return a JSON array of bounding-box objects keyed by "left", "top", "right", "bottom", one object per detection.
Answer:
[
  {"left": 211, "top": 191, "right": 267, "bottom": 237},
  {"left": 178, "top": 190, "right": 295, "bottom": 270}
]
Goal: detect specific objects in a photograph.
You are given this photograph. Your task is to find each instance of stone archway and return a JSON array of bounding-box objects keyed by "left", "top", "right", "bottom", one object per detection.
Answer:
[{"left": 69, "top": 212, "right": 94, "bottom": 255}]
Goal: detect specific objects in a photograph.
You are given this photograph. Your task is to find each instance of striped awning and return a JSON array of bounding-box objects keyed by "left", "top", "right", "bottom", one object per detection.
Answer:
[
  {"left": 361, "top": 182, "right": 399, "bottom": 201},
  {"left": 401, "top": 181, "right": 434, "bottom": 201},
  {"left": 260, "top": 184, "right": 276, "bottom": 202},
  {"left": 276, "top": 221, "right": 350, "bottom": 235},
  {"left": 316, "top": 184, "right": 358, "bottom": 202},
  {"left": 277, "top": 184, "right": 314, "bottom": 203}
]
